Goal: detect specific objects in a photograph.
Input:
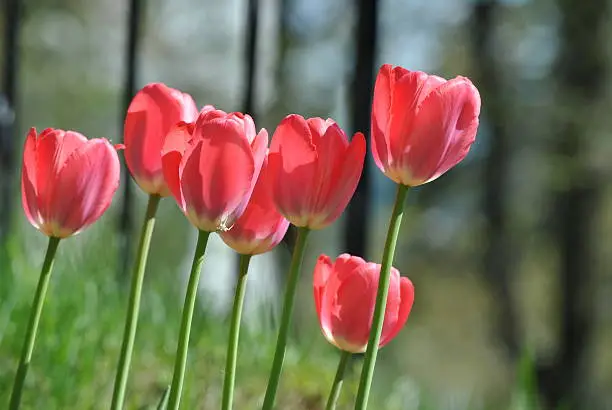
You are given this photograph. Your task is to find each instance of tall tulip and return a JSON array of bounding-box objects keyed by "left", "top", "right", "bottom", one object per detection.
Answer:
[
  {"left": 371, "top": 64, "right": 481, "bottom": 187},
  {"left": 314, "top": 254, "right": 414, "bottom": 410},
  {"left": 162, "top": 106, "right": 268, "bottom": 410},
  {"left": 123, "top": 82, "right": 198, "bottom": 196},
  {"left": 111, "top": 81, "right": 197, "bottom": 410},
  {"left": 355, "top": 65, "right": 481, "bottom": 410},
  {"left": 262, "top": 114, "right": 365, "bottom": 410},
  {"left": 218, "top": 156, "right": 289, "bottom": 410},
  {"left": 12, "top": 128, "right": 120, "bottom": 410}
]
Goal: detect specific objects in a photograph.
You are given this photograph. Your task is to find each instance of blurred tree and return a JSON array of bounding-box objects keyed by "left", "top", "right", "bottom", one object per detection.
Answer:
[
  {"left": 469, "top": 0, "right": 520, "bottom": 360},
  {"left": 343, "top": 0, "right": 379, "bottom": 259},
  {"left": 0, "top": 0, "right": 21, "bottom": 251},
  {"left": 537, "top": 0, "right": 608, "bottom": 407}
]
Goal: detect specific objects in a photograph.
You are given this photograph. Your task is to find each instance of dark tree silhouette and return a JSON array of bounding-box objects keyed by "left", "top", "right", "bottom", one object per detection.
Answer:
[
  {"left": 343, "top": 0, "right": 379, "bottom": 258},
  {"left": 469, "top": 0, "right": 520, "bottom": 359},
  {"left": 0, "top": 0, "right": 22, "bottom": 250},
  {"left": 537, "top": 0, "right": 607, "bottom": 408}
]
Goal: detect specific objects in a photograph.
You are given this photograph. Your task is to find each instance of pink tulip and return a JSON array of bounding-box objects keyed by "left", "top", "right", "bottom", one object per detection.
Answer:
[
  {"left": 21, "top": 128, "right": 121, "bottom": 238},
  {"left": 161, "top": 106, "right": 268, "bottom": 232},
  {"left": 313, "top": 253, "right": 414, "bottom": 353},
  {"left": 219, "top": 156, "right": 290, "bottom": 255},
  {"left": 371, "top": 64, "right": 481, "bottom": 186},
  {"left": 267, "top": 114, "right": 365, "bottom": 230},
  {"left": 124, "top": 82, "right": 198, "bottom": 195}
]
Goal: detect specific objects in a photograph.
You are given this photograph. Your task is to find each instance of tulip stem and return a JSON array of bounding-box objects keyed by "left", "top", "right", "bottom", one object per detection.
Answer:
[
  {"left": 262, "top": 226, "right": 311, "bottom": 409},
  {"left": 9, "top": 236, "right": 61, "bottom": 410},
  {"left": 221, "top": 253, "right": 252, "bottom": 410},
  {"left": 110, "top": 194, "right": 161, "bottom": 410},
  {"left": 354, "top": 183, "right": 408, "bottom": 410},
  {"left": 167, "top": 229, "right": 211, "bottom": 410},
  {"left": 326, "top": 351, "right": 351, "bottom": 410}
]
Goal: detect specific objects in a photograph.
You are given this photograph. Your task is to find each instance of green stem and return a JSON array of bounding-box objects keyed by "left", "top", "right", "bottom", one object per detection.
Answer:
[
  {"left": 110, "top": 194, "right": 161, "bottom": 410},
  {"left": 262, "top": 227, "right": 311, "bottom": 409},
  {"left": 9, "top": 236, "right": 61, "bottom": 410},
  {"left": 354, "top": 184, "right": 408, "bottom": 410},
  {"left": 156, "top": 385, "right": 170, "bottom": 410},
  {"left": 166, "top": 229, "right": 211, "bottom": 410},
  {"left": 221, "top": 253, "right": 252, "bottom": 410},
  {"left": 325, "top": 351, "right": 351, "bottom": 410}
]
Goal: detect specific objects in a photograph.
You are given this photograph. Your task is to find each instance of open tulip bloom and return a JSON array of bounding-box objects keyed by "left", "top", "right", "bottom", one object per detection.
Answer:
[
  {"left": 314, "top": 254, "right": 414, "bottom": 409},
  {"left": 111, "top": 83, "right": 199, "bottom": 410},
  {"left": 11, "top": 128, "right": 120, "bottom": 409},
  {"left": 161, "top": 106, "right": 268, "bottom": 410}
]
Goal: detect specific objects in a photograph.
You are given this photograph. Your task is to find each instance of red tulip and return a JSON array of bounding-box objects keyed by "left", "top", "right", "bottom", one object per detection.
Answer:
[
  {"left": 371, "top": 64, "right": 481, "bottom": 186},
  {"left": 219, "top": 156, "right": 290, "bottom": 255},
  {"left": 267, "top": 115, "right": 365, "bottom": 230},
  {"left": 21, "top": 128, "right": 121, "bottom": 238},
  {"left": 124, "top": 82, "right": 198, "bottom": 196},
  {"left": 161, "top": 106, "right": 268, "bottom": 232},
  {"left": 313, "top": 253, "right": 414, "bottom": 353}
]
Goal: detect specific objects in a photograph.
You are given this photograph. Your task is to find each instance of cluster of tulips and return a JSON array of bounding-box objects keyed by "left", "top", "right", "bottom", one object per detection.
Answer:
[{"left": 8, "top": 64, "right": 481, "bottom": 409}]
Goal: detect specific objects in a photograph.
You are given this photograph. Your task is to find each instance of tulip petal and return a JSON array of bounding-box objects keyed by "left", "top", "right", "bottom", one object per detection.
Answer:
[
  {"left": 47, "top": 139, "right": 120, "bottom": 237},
  {"left": 161, "top": 122, "right": 194, "bottom": 211},
  {"left": 313, "top": 254, "right": 333, "bottom": 324},
  {"left": 180, "top": 119, "right": 255, "bottom": 231},
  {"left": 269, "top": 114, "right": 317, "bottom": 224},
  {"left": 311, "top": 132, "right": 366, "bottom": 228},
  {"left": 380, "top": 276, "right": 415, "bottom": 347},
  {"left": 21, "top": 128, "right": 41, "bottom": 229},
  {"left": 403, "top": 77, "right": 480, "bottom": 185}
]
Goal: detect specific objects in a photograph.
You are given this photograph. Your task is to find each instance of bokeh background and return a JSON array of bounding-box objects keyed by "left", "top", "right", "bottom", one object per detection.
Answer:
[{"left": 1, "top": 0, "right": 611, "bottom": 409}]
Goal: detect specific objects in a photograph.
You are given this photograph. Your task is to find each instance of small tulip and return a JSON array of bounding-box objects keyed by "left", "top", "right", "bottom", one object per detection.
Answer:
[
  {"left": 161, "top": 106, "right": 268, "bottom": 232},
  {"left": 21, "top": 128, "right": 121, "bottom": 238},
  {"left": 371, "top": 64, "right": 481, "bottom": 186},
  {"left": 124, "top": 82, "right": 198, "bottom": 195},
  {"left": 267, "top": 114, "right": 366, "bottom": 230},
  {"left": 219, "top": 156, "right": 290, "bottom": 255},
  {"left": 313, "top": 253, "right": 414, "bottom": 353}
]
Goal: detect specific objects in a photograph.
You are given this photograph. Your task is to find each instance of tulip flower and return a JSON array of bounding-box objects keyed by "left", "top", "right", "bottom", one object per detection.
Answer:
[
  {"left": 262, "top": 115, "right": 365, "bottom": 409},
  {"left": 267, "top": 114, "right": 366, "bottom": 230},
  {"left": 219, "top": 157, "right": 290, "bottom": 256},
  {"left": 124, "top": 82, "right": 198, "bottom": 196},
  {"left": 162, "top": 106, "right": 268, "bottom": 232},
  {"left": 371, "top": 64, "right": 481, "bottom": 187},
  {"left": 314, "top": 254, "right": 414, "bottom": 353},
  {"left": 12, "top": 127, "right": 120, "bottom": 410},
  {"left": 355, "top": 64, "right": 480, "bottom": 410},
  {"left": 21, "top": 128, "right": 121, "bottom": 238},
  {"left": 162, "top": 106, "right": 268, "bottom": 410}
]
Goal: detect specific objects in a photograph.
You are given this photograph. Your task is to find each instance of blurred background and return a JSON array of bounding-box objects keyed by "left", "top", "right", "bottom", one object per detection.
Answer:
[{"left": 1, "top": 0, "right": 611, "bottom": 408}]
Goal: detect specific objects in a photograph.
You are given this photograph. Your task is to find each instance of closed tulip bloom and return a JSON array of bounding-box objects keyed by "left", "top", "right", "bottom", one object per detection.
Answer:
[
  {"left": 161, "top": 107, "right": 268, "bottom": 232},
  {"left": 21, "top": 128, "right": 121, "bottom": 238},
  {"left": 267, "top": 114, "right": 366, "bottom": 230},
  {"left": 313, "top": 254, "right": 414, "bottom": 353},
  {"left": 124, "top": 82, "right": 198, "bottom": 195},
  {"left": 371, "top": 64, "right": 481, "bottom": 187},
  {"left": 219, "top": 157, "right": 290, "bottom": 255}
]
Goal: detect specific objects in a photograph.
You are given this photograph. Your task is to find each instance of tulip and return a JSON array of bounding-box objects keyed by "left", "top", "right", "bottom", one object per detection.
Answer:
[
  {"left": 371, "top": 64, "right": 481, "bottom": 187},
  {"left": 219, "top": 156, "right": 290, "bottom": 256},
  {"left": 314, "top": 253, "right": 414, "bottom": 353},
  {"left": 262, "top": 115, "right": 365, "bottom": 409},
  {"left": 21, "top": 127, "right": 121, "bottom": 238},
  {"left": 161, "top": 106, "right": 268, "bottom": 232},
  {"left": 11, "top": 127, "right": 120, "bottom": 410},
  {"left": 124, "top": 82, "right": 198, "bottom": 196},
  {"left": 162, "top": 107, "right": 268, "bottom": 410},
  {"left": 267, "top": 114, "right": 366, "bottom": 230}
]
